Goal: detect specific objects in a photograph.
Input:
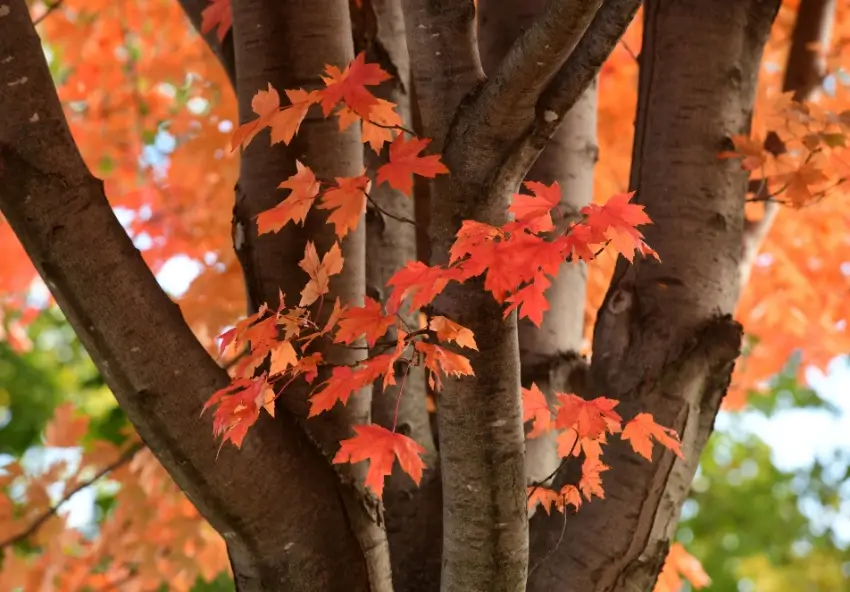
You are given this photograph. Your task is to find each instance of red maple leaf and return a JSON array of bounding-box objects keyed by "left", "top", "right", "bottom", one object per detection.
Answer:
[
  {"left": 200, "top": 0, "right": 232, "bottom": 43},
  {"left": 385, "top": 261, "right": 463, "bottom": 314},
  {"left": 334, "top": 296, "right": 396, "bottom": 347},
  {"left": 376, "top": 135, "right": 449, "bottom": 197},
  {"left": 316, "top": 174, "right": 370, "bottom": 239},
  {"left": 504, "top": 273, "right": 551, "bottom": 327},
  {"left": 554, "top": 393, "right": 622, "bottom": 440},
  {"left": 580, "top": 192, "right": 657, "bottom": 261},
  {"left": 203, "top": 377, "right": 272, "bottom": 449},
  {"left": 256, "top": 161, "right": 321, "bottom": 234},
  {"left": 509, "top": 181, "right": 562, "bottom": 231},
  {"left": 621, "top": 413, "right": 684, "bottom": 461},
  {"left": 319, "top": 52, "right": 392, "bottom": 119},
  {"left": 334, "top": 424, "right": 426, "bottom": 499}
]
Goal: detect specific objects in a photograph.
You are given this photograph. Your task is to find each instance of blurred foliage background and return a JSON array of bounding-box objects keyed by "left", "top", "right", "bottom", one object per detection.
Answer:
[{"left": 2, "top": 308, "right": 848, "bottom": 590}]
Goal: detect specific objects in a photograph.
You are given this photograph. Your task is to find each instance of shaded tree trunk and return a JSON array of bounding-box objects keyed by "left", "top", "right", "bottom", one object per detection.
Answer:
[{"left": 528, "top": 1, "right": 780, "bottom": 590}]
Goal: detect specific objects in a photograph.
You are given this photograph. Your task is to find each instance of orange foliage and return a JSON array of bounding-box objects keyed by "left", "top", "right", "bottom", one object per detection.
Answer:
[{"left": 1, "top": 0, "right": 850, "bottom": 589}]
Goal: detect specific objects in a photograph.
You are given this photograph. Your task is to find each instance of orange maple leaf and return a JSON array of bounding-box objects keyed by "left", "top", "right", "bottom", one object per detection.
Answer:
[
  {"left": 772, "top": 163, "right": 829, "bottom": 207},
  {"left": 230, "top": 84, "right": 282, "bottom": 150},
  {"left": 362, "top": 99, "right": 403, "bottom": 152},
  {"left": 200, "top": 0, "right": 232, "bottom": 43},
  {"left": 527, "top": 487, "right": 561, "bottom": 515},
  {"left": 578, "top": 456, "right": 609, "bottom": 501},
  {"left": 316, "top": 174, "right": 370, "bottom": 239},
  {"left": 333, "top": 424, "right": 426, "bottom": 499},
  {"left": 269, "top": 89, "right": 320, "bottom": 146},
  {"left": 299, "top": 241, "right": 344, "bottom": 307},
  {"left": 554, "top": 393, "right": 622, "bottom": 440},
  {"left": 334, "top": 296, "right": 396, "bottom": 347},
  {"left": 256, "top": 161, "right": 321, "bottom": 234},
  {"left": 621, "top": 413, "right": 684, "bottom": 461},
  {"left": 376, "top": 135, "right": 449, "bottom": 197},
  {"left": 414, "top": 341, "right": 474, "bottom": 391},
  {"left": 655, "top": 543, "right": 711, "bottom": 592},
  {"left": 504, "top": 273, "right": 551, "bottom": 327},
  {"left": 428, "top": 316, "right": 478, "bottom": 350},
  {"left": 718, "top": 134, "right": 767, "bottom": 171},
  {"left": 521, "top": 383, "right": 552, "bottom": 439},
  {"left": 309, "top": 365, "right": 369, "bottom": 416}
]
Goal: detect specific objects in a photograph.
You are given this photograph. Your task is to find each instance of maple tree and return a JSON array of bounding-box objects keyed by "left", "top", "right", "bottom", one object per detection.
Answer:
[{"left": 1, "top": 0, "right": 849, "bottom": 591}]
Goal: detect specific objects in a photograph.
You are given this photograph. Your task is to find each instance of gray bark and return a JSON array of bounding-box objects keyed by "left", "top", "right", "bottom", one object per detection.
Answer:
[
  {"left": 478, "top": 0, "right": 599, "bottom": 487},
  {"left": 528, "top": 1, "right": 781, "bottom": 590}
]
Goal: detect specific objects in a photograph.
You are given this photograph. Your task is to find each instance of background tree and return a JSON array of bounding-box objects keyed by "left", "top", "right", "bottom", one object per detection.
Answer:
[{"left": 1, "top": 0, "right": 849, "bottom": 591}]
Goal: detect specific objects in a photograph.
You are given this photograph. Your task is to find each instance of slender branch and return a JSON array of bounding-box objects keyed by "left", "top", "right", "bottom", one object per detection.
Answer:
[
  {"left": 472, "top": 0, "right": 602, "bottom": 123},
  {"left": 32, "top": 0, "right": 64, "bottom": 25},
  {"left": 0, "top": 443, "right": 145, "bottom": 550},
  {"left": 175, "top": 0, "right": 236, "bottom": 89},
  {"left": 488, "top": 0, "right": 641, "bottom": 200}
]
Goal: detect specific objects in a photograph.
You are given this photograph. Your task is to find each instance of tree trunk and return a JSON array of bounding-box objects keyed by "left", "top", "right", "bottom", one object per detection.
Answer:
[
  {"left": 478, "top": 0, "right": 599, "bottom": 487},
  {"left": 229, "top": 0, "right": 389, "bottom": 588},
  {"left": 0, "top": 2, "right": 371, "bottom": 591},
  {"left": 350, "top": 0, "right": 440, "bottom": 587},
  {"left": 528, "top": 1, "right": 780, "bottom": 590}
]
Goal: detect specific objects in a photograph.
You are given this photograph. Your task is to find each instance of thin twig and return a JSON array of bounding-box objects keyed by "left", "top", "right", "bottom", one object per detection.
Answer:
[
  {"left": 0, "top": 442, "right": 145, "bottom": 550},
  {"left": 33, "top": 1, "right": 64, "bottom": 26},
  {"left": 365, "top": 194, "right": 424, "bottom": 229}
]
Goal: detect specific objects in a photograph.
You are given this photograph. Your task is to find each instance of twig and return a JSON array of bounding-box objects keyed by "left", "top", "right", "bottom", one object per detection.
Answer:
[
  {"left": 365, "top": 193, "right": 424, "bottom": 229},
  {"left": 33, "top": 1, "right": 63, "bottom": 26},
  {"left": 0, "top": 442, "right": 145, "bottom": 550}
]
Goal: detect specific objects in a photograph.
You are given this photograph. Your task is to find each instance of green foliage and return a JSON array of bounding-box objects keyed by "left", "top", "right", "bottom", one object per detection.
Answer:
[{"left": 678, "top": 357, "right": 850, "bottom": 590}]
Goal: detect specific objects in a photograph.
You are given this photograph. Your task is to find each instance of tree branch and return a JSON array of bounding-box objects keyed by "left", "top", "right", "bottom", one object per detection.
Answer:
[
  {"left": 0, "top": 3, "right": 369, "bottom": 589},
  {"left": 176, "top": 0, "right": 236, "bottom": 89},
  {"left": 488, "top": 0, "right": 641, "bottom": 200},
  {"left": 0, "top": 442, "right": 144, "bottom": 551},
  {"left": 472, "top": 0, "right": 601, "bottom": 127}
]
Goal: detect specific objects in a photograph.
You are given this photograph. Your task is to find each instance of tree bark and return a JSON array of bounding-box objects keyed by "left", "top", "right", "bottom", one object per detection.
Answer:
[
  {"left": 0, "top": 3, "right": 369, "bottom": 591},
  {"left": 401, "top": 1, "right": 634, "bottom": 588},
  {"left": 528, "top": 1, "right": 780, "bottom": 590},
  {"left": 478, "top": 0, "right": 599, "bottom": 487},
  {"left": 349, "top": 1, "right": 441, "bottom": 588},
  {"left": 228, "top": 0, "right": 392, "bottom": 588}
]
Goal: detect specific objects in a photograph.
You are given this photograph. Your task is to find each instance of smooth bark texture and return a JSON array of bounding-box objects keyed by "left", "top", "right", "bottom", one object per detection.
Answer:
[
  {"left": 479, "top": 0, "right": 599, "bottom": 486},
  {"left": 229, "top": 0, "right": 392, "bottom": 589},
  {"left": 0, "top": 3, "right": 369, "bottom": 591},
  {"left": 401, "top": 1, "right": 636, "bottom": 589},
  {"left": 528, "top": 1, "right": 780, "bottom": 590},
  {"left": 351, "top": 1, "right": 441, "bottom": 588}
]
